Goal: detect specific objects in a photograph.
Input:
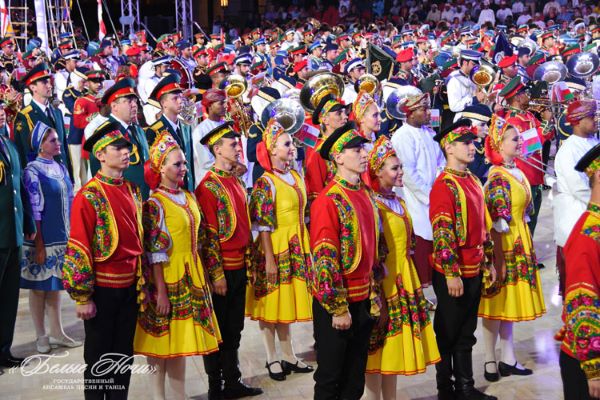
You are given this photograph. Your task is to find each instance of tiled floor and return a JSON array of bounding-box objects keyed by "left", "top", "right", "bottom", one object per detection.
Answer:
[{"left": 2, "top": 190, "right": 565, "bottom": 399}]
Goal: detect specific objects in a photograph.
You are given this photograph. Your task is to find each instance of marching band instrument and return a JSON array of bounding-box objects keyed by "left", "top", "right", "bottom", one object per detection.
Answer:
[
  {"left": 533, "top": 61, "right": 567, "bottom": 85},
  {"left": 260, "top": 98, "right": 305, "bottom": 135},
  {"left": 222, "top": 74, "right": 253, "bottom": 136},
  {"left": 385, "top": 86, "right": 423, "bottom": 120},
  {"left": 355, "top": 73, "right": 381, "bottom": 97},
  {"left": 516, "top": 155, "right": 557, "bottom": 178},
  {"left": 299, "top": 71, "right": 345, "bottom": 113},
  {"left": 470, "top": 59, "right": 497, "bottom": 89},
  {"left": 566, "top": 52, "right": 599, "bottom": 79}
]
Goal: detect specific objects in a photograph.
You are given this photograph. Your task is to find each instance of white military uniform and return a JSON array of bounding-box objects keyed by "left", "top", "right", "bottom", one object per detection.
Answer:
[
  {"left": 447, "top": 69, "right": 477, "bottom": 116},
  {"left": 140, "top": 74, "right": 161, "bottom": 125},
  {"left": 391, "top": 123, "right": 446, "bottom": 240},
  {"left": 553, "top": 134, "right": 600, "bottom": 246},
  {"left": 342, "top": 83, "right": 358, "bottom": 105}
]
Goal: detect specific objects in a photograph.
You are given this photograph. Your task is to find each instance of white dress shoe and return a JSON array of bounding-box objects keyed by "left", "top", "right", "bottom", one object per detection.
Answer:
[
  {"left": 49, "top": 335, "right": 83, "bottom": 348},
  {"left": 36, "top": 336, "right": 51, "bottom": 354}
]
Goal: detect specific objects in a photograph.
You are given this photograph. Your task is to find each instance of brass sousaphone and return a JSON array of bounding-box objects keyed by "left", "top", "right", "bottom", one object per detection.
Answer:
[
  {"left": 299, "top": 71, "right": 345, "bottom": 113},
  {"left": 355, "top": 73, "right": 381, "bottom": 97},
  {"left": 261, "top": 98, "right": 306, "bottom": 135},
  {"left": 222, "top": 74, "right": 252, "bottom": 135},
  {"left": 566, "top": 52, "right": 600, "bottom": 79}
]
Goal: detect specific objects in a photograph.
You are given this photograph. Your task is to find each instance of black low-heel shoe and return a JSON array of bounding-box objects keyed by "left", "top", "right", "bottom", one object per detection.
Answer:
[
  {"left": 265, "top": 361, "right": 286, "bottom": 381},
  {"left": 484, "top": 361, "right": 500, "bottom": 382},
  {"left": 498, "top": 361, "right": 533, "bottom": 377},
  {"left": 281, "top": 359, "right": 314, "bottom": 375}
]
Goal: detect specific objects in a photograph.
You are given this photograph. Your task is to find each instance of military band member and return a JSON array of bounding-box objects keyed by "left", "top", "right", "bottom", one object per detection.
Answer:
[
  {"left": 391, "top": 93, "right": 445, "bottom": 287},
  {"left": 63, "top": 67, "right": 89, "bottom": 189},
  {"left": 63, "top": 122, "right": 143, "bottom": 400},
  {"left": 0, "top": 123, "right": 35, "bottom": 369},
  {"left": 430, "top": 120, "right": 497, "bottom": 400},
  {"left": 90, "top": 78, "right": 150, "bottom": 199},
  {"left": 195, "top": 122, "right": 263, "bottom": 400},
  {"left": 560, "top": 143, "right": 600, "bottom": 400},
  {"left": 140, "top": 56, "right": 171, "bottom": 126},
  {"left": 72, "top": 70, "right": 106, "bottom": 164},
  {"left": 14, "top": 63, "right": 72, "bottom": 176},
  {"left": 342, "top": 58, "right": 366, "bottom": 105},
  {"left": 304, "top": 94, "right": 349, "bottom": 201},
  {"left": 461, "top": 103, "right": 493, "bottom": 183},
  {"left": 308, "top": 41, "right": 323, "bottom": 71},
  {"left": 0, "top": 37, "right": 18, "bottom": 74},
  {"left": 310, "top": 121, "right": 384, "bottom": 399},
  {"left": 446, "top": 50, "right": 490, "bottom": 125},
  {"left": 146, "top": 74, "right": 195, "bottom": 191}
]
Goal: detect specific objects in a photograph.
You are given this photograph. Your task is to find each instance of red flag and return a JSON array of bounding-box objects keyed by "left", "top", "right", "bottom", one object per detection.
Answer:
[{"left": 98, "top": 0, "right": 106, "bottom": 40}]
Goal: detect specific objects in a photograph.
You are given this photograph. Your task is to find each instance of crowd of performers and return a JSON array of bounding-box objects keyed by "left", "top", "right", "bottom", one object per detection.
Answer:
[{"left": 0, "top": 13, "right": 600, "bottom": 400}]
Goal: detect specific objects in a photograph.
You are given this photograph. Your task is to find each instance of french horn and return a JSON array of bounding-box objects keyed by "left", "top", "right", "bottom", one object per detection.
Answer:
[
  {"left": 299, "top": 71, "right": 345, "bottom": 113},
  {"left": 260, "top": 98, "right": 305, "bottom": 135}
]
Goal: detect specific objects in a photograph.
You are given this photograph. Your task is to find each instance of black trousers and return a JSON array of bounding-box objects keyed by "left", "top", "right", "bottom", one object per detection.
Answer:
[
  {"left": 432, "top": 270, "right": 482, "bottom": 355},
  {"left": 560, "top": 351, "right": 591, "bottom": 400},
  {"left": 528, "top": 184, "right": 543, "bottom": 236},
  {"left": 83, "top": 285, "right": 138, "bottom": 400},
  {"left": 313, "top": 299, "right": 374, "bottom": 400},
  {"left": 203, "top": 268, "right": 247, "bottom": 384},
  {"left": 0, "top": 246, "right": 21, "bottom": 360}
]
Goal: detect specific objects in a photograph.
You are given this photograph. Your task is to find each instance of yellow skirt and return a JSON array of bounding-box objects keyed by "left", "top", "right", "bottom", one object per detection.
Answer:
[
  {"left": 479, "top": 237, "right": 546, "bottom": 321},
  {"left": 245, "top": 234, "right": 313, "bottom": 323},
  {"left": 134, "top": 254, "right": 221, "bottom": 358}
]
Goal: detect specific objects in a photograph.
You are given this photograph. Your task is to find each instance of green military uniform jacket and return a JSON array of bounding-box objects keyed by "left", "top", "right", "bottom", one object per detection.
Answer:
[
  {"left": 146, "top": 115, "right": 195, "bottom": 191},
  {"left": 0, "top": 134, "right": 35, "bottom": 248}
]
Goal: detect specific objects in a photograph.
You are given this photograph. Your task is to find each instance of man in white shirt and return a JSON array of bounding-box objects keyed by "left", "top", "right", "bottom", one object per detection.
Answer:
[
  {"left": 447, "top": 50, "right": 492, "bottom": 125},
  {"left": 342, "top": 58, "right": 366, "bottom": 105},
  {"left": 554, "top": 100, "right": 599, "bottom": 296},
  {"left": 511, "top": 1, "right": 525, "bottom": 14},
  {"left": 192, "top": 89, "right": 227, "bottom": 184},
  {"left": 391, "top": 93, "right": 445, "bottom": 287},
  {"left": 441, "top": 4, "right": 456, "bottom": 22},
  {"left": 478, "top": 2, "right": 496, "bottom": 25},
  {"left": 139, "top": 56, "right": 171, "bottom": 125},
  {"left": 496, "top": 3, "right": 513, "bottom": 24}
]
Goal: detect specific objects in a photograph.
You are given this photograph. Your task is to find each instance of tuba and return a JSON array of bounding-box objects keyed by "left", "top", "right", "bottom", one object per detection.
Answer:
[
  {"left": 260, "top": 98, "right": 305, "bottom": 135},
  {"left": 533, "top": 61, "right": 567, "bottom": 85},
  {"left": 299, "top": 71, "right": 345, "bottom": 113},
  {"left": 222, "top": 74, "right": 252, "bottom": 136},
  {"left": 566, "top": 52, "right": 600, "bottom": 79},
  {"left": 355, "top": 73, "right": 380, "bottom": 97},
  {"left": 385, "top": 86, "right": 423, "bottom": 120}
]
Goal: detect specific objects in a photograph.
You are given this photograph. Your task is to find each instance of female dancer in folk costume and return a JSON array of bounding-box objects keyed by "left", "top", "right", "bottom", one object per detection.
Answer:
[
  {"left": 479, "top": 115, "right": 546, "bottom": 382},
  {"left": 364, "top": 136, "right": 440, "bottom": 400},
  {"left": 134, "top": 131, "right": 221, "bottom": 400},
  {"left": 21, "top": 121, "right": 81, "bottom": 353},
  {"left": 353, "top": 90, "right": 381, "bottom": 150},
  {"left": 246, "top": 119, "right": 314, "bottom": 381}
]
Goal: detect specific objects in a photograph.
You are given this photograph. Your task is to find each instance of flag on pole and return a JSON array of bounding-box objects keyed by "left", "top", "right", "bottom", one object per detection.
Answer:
[
  {"left": 296, "top": 122, "right": 320, "bottom": 148},
  {"left": 520, "top": 127, "right": 542, "bottom": 156},
  {"left": 98, "top": 0, "right": 106, "bottom": 40},
  {"left": 0, "top": 0, "right": 13, "bottom": 37},
  {"left": 491, "top": 32, "right": 513, "bottom": 64}
]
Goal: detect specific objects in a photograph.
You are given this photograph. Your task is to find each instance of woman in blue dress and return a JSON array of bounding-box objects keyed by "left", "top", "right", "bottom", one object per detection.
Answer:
[{"left": 21, "top": 121, "right": 81, "bottom": 354}]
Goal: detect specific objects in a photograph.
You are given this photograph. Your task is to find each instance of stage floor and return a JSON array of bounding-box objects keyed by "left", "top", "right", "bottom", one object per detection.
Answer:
[{"left": 3, "top": 189, "right": 565, "bottom": 399}]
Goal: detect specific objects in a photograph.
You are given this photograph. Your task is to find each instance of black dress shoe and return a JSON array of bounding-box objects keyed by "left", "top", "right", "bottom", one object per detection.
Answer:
[
  {"left": 437, "top": 388, "right": 456, "bottom": 400},
  {"left": 0, "top": 356, "right": 24, "bottom": 368},
  {"left": 223, "top": 380, "right": 263, "bottom": 399},
  {"left": 483, "top": 361, "right": 499, "bottom": 382},
  {"left": 498, "top": 361, "right": 533, "bottom": 377},
  {"left": 265, "top": 361, "right": 286, "bottom": 381},
  {"left": 281, "top": 359, "right": 314, "bottom": 375},
  {"left": 537, "top": 263, "right": 545, "bottom": 270}
]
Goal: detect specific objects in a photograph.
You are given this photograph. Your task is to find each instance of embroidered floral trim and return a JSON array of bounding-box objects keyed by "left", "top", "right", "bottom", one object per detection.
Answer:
[
  {"left": 443, "top": 167, "right": 469, "bottom": 177},
  {"left": 312, "top": 240, "right": 349, "bottom": 316},
  {"left": 204, "top": 177, "right": 236, "bottom": 242},
  {"left": 200, "top": 225, "right": 225, "bottom": 282},
  {"left": 96, "top": 172, "right": 123, "bottom": 186},
  {"left": 250, "top": 176, "right": 276, "bottom": 230},
  {"left": 137, "top": 262, "right": 218, "bottom": 338},
  {"left": 158, "top": 185, "right": 181, "bottom": 195},
  {"left": 369, "top": 281, "right": 431, "bottom": 353},
  {"left": 252, "top": 234, "right": 312, "bottom": 298},
  {"left": 62, "top": 239, "right": 95, "bottom": 302},
  {"left": 482, "top": 237, "right": 537, "bottom": 297},
  {"left": 562, "top": 286, "right": 600, "bottom": 379},
  {"left": 143, "top": 199, "right": 172, "bottom": 254},
  {"left": 81, "top": 183, "right": 118, "bottom": 262},
  {"left": 443, "top": 177, "right": 467, "bottom": 246},
  {"left": 210, "top": 166, "right": 233, "bottom": 177},
  {"left": 581, "top": 211, "right": 600, "bottom": 243},
  {"left": 431, "top": 214, "right": 461, "bottom": 277},
  {"left": 588, "top": 202, "right": 600, "bottom": 217},
  {"left": 328, "top": 192, "right": 360, "bottom": 274},
  {"left": 333, "top": 175, "right": 361, "bottom": 191},
  {"left": 486, "top": 173, "right": 512, "bottom": 223}
]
